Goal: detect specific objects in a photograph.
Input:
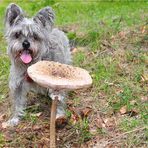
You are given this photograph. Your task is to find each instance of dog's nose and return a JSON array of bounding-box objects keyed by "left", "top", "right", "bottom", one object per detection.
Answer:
[{"left": 22, "top": 40, "right": 30, "bottom": 49}]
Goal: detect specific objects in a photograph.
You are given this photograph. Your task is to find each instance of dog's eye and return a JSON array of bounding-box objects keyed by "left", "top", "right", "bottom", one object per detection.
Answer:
[
  {"left": 33, "top": 33, "right": 39, "bottom": 40},
  {"left": 14, "top": 32, "right": 21, "bottom": 39}
]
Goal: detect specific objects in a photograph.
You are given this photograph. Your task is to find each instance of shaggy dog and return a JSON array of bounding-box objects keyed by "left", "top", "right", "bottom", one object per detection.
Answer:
[{"left": 3, "top": 3, "right": 71, "bottom": 127}]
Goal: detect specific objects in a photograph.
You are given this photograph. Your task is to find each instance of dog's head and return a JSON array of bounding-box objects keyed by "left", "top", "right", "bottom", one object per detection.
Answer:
[{"left": 5, "top": 3, "right": 55, "bottom": 65}]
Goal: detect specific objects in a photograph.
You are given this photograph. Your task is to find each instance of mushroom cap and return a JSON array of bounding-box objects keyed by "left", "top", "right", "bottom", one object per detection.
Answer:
[{"left": 27, "top": 61, "right": 92, "bottom": 90}]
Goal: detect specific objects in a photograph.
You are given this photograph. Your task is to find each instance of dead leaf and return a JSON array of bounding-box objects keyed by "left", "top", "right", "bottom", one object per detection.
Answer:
[
  {"left": 41, "top": 137, "right": 50, "bottom": 142},
  {"left": 32, "top": 125, "right": 42, "bottom": 130},
  {"left": 68, "top": 107, "right": 80, "bottom": 124},
  {"left": 68, "top": 106, "right": 80, "bottom": 115},
  {"left": 116, "top": 88, "right": 123, "bottom": 95},
  {"left": 76, "top": 32, "right": 86, "bottom": 38},
  {"left": 87, "top": 52, "right": 95, "bottom": 57},
  {"left": 141, "top": 73, "right": 148, "bottom": 82},
  {"left": 89, "top": 127, "right": 97, "bottom": 135},
  {"left": 0, "top": 114, "right": 6, "bottom": 121},
  {"left": 95, "top": 118, "right": 104, "bottom": 128},
  {"left": 2, "top": 122, "right": 9, "bottom": 129},
  {"left": 95, "top": 115, "right": 105, "bottom": 128},
  {"left": 71, "top": 47, "right": 85, "bottom": 54},
  {"left": 66, "top": 100, "right": 74, "bottom": 106},
  {"left": 31, "top": 112, "right": 42, "bottom": 117},
  {"left": 119, "top": 106, "right": 127, "bottom": 114},
  {"left": 68, "top": 106, "right": 92, "bottom": 124},
  {"left": 120, "top": 106, "right": 138, "bottom": 117},
  {"left": 70, "top": 113, "right": 80, "bottom": 125},
  {"left": 80, "top": 107, "right": 92, "bottom": 119},
  {"left": 19, "top": 126, "right": 31, "bottom": 132},
  {"left": 118, "top": 31, "right": 126, "bottom": 38},
  {"left": 71, "top": 47, "right": 78, "bottom": 53},
  {"left": 127, "top": 109, "right": 139, "bottom": 117},
  {"left": 4, "top": 132, "right": 13, "bottom": 142},
  {"left": 103, "top": 117, "right": 116, "bottom": 127},
  {"left": 141, "top": 26, "right": 146, "bottom": 34},
  {"left": 141, "top": 96, "right": 148, "bottom": 103},
  {"left": 130, "top": 100, "right": 137, "bottom": 105}
]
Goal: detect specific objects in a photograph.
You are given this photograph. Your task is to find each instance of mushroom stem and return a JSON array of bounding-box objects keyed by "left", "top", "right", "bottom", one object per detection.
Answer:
[{"left": 50, "top": 95, "right": 59, "bottom": 148}]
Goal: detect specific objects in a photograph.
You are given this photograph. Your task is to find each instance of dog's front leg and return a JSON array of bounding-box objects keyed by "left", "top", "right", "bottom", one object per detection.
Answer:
[{"left": 3, "top": 82, "right": 28, "bottom": 127}]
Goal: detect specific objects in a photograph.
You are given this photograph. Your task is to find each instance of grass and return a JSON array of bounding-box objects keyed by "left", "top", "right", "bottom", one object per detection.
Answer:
[
  {"left": 75, "top": 118, "right": 92, "bottom": 143},
  {"left": 0, "top": 132, "right": 4, "bottom": 147},
  {"left": 0, "top": 0, "right": 148, "bottom": 147}
]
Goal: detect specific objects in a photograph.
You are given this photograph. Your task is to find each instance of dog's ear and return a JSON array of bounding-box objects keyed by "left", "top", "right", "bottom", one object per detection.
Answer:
[
  {"left": 33, "top": 6, "right": 55, "bottom": 29},
  {"left": 5, "top": 3, "right": 23, "bottom": 29}
]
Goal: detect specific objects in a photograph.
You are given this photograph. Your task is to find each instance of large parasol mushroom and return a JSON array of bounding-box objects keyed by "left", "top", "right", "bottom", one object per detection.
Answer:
[{"left": 27, "top": 61, "right": 92, "bottom": 148}]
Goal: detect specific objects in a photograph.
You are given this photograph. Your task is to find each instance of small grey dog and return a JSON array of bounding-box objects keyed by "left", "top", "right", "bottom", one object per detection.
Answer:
[{"left": 3, "top": 3, "right": 71, "bottom": 127}]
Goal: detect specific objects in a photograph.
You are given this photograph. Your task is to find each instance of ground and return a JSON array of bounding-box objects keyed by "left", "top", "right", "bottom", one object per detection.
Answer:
[{"left": 0, "top": 1, "right": 148, "bottom": 147}]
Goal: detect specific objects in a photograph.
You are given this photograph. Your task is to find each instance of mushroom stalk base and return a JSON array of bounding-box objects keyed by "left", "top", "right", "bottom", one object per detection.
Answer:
[{"left": 50, "top": 95, "right": 58, "bottom": 148}]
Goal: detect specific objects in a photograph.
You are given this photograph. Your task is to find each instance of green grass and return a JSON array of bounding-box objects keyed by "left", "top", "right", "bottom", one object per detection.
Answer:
[
  {"left": 0, "top": 132, "right": 4, "bottom": 147},
  {"left": 23, "top": 113, "right": 38, "bottom": 124},
  {"left": 0, "top": 1, "right": 147, "bottom": 52},
  {"left": 0, "top": 0, "right": 148, "bottom": 147},
  {"left": 75, "top": 118, "right": 92, "bottom": 143}
]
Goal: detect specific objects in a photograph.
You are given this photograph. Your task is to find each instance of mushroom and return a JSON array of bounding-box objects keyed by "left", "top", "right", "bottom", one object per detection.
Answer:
[
  {"left": 27, "top": 61, "right": 92, "bottom": 148},
  {"left": 27, "top": 61, "right": 92, "bottom": 91}
]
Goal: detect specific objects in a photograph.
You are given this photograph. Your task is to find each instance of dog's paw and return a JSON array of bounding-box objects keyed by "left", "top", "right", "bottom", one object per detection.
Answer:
[
  {"left": 2, "top": 117, "right": 19, "bottom": 128},
  {"left": 56, "top": 116, "right": 67, "bottom": 129}
]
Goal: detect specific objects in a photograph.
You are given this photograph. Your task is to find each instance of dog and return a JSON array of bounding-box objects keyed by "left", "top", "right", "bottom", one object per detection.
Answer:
[{"left": 3, "top": 3, "right": 72, "bottom": 127}]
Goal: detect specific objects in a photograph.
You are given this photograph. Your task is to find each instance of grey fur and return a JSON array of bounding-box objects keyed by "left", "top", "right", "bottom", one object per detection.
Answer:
[{"left": 4, "top": 3, "right": 72, "bottom": 127}]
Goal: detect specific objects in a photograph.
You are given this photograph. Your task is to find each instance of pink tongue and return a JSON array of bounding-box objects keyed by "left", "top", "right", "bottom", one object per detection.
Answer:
[{"left": 20, "top": 50, "right": 32, "bottom": 64}]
